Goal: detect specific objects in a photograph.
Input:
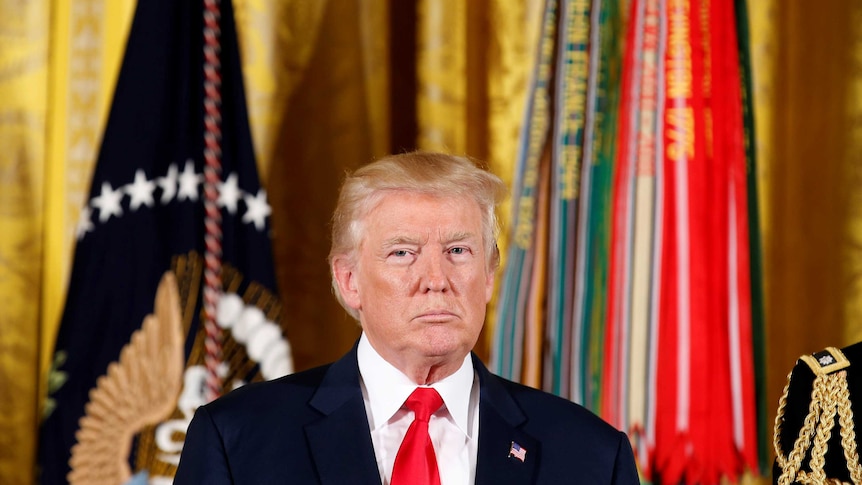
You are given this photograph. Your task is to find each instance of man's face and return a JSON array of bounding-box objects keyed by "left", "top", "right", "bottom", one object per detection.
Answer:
[{"left": 335, "top": 191, "right": 495, "bottom": 374}]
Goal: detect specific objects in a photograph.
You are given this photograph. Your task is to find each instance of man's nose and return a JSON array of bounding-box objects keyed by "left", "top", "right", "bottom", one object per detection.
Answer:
[{"left": 421, "top": 252, "right": 450, "bottom": 292}]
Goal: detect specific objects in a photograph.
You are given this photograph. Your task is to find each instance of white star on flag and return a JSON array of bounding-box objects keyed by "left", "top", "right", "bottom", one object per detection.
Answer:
[
  {"left": 177, "top": 159, "right": 201, "bottom": 201},
  {"left": 126, "top": 169, "right": 156, "bottom": 210},
  {"left": 158, "top": 163, "right": 178, "bottom": 203},
  {"left": 218, "top": 172, "right": 241, "bottom": 214},
  {"left": 75, "top": 206, "right": 95, "bottom": 239},
  {"left": 91, "top": 182, "right": 124, "bottom": 222},
  {"left": 242, "top": 189, "right": 272, "bottom": 231}
]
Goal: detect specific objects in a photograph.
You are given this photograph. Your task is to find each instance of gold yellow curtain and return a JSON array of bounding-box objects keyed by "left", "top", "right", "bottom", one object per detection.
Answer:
[
  {"left": 235, "top": 0, "right": 390, "bottom": 371},
  {"left": 0, "top": 1, "right": 134, "bottom": 483},
  {"left": 750, "top": 0, "right": 862, "bottom": 475},
  {"left": 0, "top": 3, "right": 49, "bottom": 484},
  {"left": 416, "top": 0, "right": 545, "bottom": 358},
  {"left": 4, "top": 1, "right": 862, "bottom": 483}
]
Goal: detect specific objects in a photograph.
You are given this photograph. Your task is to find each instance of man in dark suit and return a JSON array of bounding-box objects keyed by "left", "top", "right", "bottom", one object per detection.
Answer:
[{"left": 175, "top": 152, "right": 639, "bottom": 484}]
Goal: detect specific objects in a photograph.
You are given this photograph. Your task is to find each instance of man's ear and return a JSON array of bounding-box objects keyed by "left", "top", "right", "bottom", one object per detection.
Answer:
[
  {"left": 332, "top": 255, "right": 361, "bottom": 310},
  {"left": 485, "top": 269, "right": 496, "bottom": 304},
  {"left": 485, "top": 243, "right": 499, "bottom": 303}
]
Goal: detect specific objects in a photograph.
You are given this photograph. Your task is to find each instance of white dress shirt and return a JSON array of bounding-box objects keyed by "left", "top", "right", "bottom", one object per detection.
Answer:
[{"left": 357, "top": 333, "right": 480, "bottom": 485}]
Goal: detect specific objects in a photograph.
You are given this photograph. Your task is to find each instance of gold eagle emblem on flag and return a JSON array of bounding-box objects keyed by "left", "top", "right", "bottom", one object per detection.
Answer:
[{"left": 67, "top": 272, "right": 184, "bottom": 484}]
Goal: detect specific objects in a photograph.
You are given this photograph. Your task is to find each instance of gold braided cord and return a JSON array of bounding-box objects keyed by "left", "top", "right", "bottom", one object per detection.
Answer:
[
  {"left": 808, "top": 373, "right": 842, "bottom": 481},
  {"left": 787, "top": 375, "right": 827, "bottom": 484},
  {"left": 775, "top": 371, "right": 825, "bottom": 484},
  {"left": 791, "top": 476, "right": 850, "bottom": 485},
  {"left": 836, "top": 372, "right": 862, "bottom": 483},
  {"left": 775, "top": 368, "right": 861, "bottom": 485},
  {"left": 774, "top": 371, "right": 793, "bottom": 473}
]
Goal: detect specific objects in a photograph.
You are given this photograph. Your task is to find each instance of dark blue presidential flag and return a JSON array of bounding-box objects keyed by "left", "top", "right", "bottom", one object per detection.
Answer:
[{"left": 38, "top": 1, "right": 292, "bottom": 483}]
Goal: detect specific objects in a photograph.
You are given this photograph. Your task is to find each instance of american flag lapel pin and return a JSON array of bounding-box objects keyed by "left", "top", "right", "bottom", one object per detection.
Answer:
[{"left": 508, "top": 441, "right": 526, "bottom": 462}]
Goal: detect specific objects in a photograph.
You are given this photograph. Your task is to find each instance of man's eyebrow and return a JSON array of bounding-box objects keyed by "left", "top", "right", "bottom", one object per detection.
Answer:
[
  {"left": 380, "top": 233, "right": 478, "bottom": 247},
  {"left": 443, "top": 231, "right": 478, "bottom": 243},
  {"left": 382, "top": 236, "right": 423, "bottom": 246}
]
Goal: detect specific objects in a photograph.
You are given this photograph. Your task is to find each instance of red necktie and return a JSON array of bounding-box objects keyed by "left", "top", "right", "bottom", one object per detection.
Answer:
[{"left": 390, "top": 387, "right": 443, "bottom": 485}]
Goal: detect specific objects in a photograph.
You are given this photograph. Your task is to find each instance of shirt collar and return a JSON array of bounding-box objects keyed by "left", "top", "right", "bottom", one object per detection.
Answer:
[{"left": 357, "top": 333, "right": 475, "bottom": 437}]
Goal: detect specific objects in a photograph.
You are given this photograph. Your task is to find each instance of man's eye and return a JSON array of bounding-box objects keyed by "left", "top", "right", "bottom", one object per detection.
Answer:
[
  {"left": 450, "top": 247, "right": 466, "bottom": 255},
  {"left": 392, "top": 250, "right": 409, "bottom": 257}
]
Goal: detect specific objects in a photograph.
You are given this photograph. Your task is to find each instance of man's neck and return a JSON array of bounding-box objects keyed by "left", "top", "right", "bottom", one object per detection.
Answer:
[{"left": 404, "top": 359, "right": 465, "bottom": 385}]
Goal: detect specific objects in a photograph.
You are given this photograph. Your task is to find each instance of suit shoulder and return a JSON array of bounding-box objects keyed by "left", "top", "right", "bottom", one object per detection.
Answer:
[
  {"left": 205, "top": 362, "right": 332, "bottom": 415},
  {"left": 842, "top": 341, "right": 862, "bottom": 363},
  {"left": 781, "top": 344, "right": 858, "bottom": 414},
  {"left": 492, "top": 375, "right": 623, "bottom": 437},
  {"left": 793, "top": 345, "right": 854, "bottom": 376}
]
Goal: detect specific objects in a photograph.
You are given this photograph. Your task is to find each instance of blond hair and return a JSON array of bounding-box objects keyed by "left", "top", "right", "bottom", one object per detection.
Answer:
[{"left": 328, "top": 151, "right": 507, "bottom": 319}]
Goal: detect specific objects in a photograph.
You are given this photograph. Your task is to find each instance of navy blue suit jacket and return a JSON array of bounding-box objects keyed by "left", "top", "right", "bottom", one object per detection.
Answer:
[{"left": 175, "top": 344, "right": 639, "bottom": 484}]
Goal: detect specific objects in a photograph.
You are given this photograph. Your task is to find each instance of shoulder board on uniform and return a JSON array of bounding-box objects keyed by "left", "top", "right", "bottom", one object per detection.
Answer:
[
  {"left": 774, "top": 345, "right": 862, "bottom": 485},
  {"left": 799, "top": 346, "right": 850, "bottom": 376}
]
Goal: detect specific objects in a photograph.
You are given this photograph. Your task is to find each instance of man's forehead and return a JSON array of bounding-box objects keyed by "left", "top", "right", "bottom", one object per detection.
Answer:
[
  {"left": 370, "top": 188, "right": 477, "bottom": 206},
  {"left": 356, "top": 191, "right": 485, "bottom": 244},
  {"left": 365, "top": 193, "right": 480, "bottom": 220}
]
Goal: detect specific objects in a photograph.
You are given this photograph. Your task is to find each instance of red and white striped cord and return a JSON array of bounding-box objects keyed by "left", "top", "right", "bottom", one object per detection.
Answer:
[{"left": 202, "top": 0, "right": 224, "bottom": 403}]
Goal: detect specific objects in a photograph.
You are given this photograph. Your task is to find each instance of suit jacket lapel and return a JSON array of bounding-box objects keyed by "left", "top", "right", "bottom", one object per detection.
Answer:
[
  {"left": 473, "top": 355, "right": 538, "bottom": 485},
  {"left": 305, "top": 343, "right": 382, "bottom": 485},
  {"left": 303, "top": 347, "right": 540, "bottom": 484}
]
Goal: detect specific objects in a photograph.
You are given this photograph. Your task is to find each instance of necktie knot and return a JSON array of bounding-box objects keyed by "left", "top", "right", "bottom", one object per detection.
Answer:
[{"left": 404, "top": 387, "right": 443, "bottom": 423}]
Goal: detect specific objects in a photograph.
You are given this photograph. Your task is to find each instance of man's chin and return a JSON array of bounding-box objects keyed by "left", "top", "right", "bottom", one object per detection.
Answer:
[{"left": 416, "top": 338, "right": 471, "bottom": 361}]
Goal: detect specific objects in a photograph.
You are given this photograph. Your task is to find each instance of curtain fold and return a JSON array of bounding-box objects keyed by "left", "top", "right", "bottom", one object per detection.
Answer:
[
  {"left": 416, "top": 0, "right": 546, "bottom": 359},
  {"left": 759, "top": 3, "right": 862, "bottom": 474},
  {"left": 260, "top": 0, "right": 391, "bottom": 371},
  {"left": 0, "top": 3, "right": 49, "bottom": 483}
]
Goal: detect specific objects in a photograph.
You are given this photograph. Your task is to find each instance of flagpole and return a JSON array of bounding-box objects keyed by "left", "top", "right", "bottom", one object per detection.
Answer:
[{"left": 203, "top": 0, "right": 224, "bottom": 402}]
